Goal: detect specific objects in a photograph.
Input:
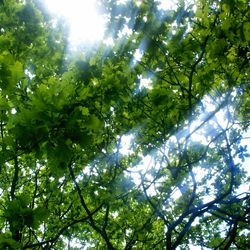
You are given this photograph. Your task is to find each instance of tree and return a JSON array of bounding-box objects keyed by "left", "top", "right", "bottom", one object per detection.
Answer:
[{"left": 0, "top": 0, "right": 249, "bottom": 249}]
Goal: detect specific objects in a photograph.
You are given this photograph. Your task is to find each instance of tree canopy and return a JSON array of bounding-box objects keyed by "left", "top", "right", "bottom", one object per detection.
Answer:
[{"left": 0, "top": 0, "right": 249, "bottom": 249}]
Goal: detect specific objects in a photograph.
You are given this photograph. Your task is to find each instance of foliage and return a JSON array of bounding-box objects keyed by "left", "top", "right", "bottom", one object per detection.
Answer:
[{"left": 0, "top": 0, "right": 249, "bottom": 249}]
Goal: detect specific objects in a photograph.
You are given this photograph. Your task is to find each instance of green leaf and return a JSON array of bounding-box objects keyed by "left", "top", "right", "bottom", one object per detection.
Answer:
[
  {"left": 0, "top": 233, "right": 22, "bottom": 250},
  {"left": 87, "top": 115, "right": 102, "bottom": 131},
  {"left": 80, "top": 107, "right": 89, "bottom": 116},
  {"left": 243, "top": 22, "right": 250, "bottom": 41}
]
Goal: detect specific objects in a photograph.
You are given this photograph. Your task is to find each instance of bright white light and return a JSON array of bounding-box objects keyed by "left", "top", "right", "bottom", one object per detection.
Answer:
[
  {"left": 171, "top": 188, "right": 182, "bottom": 199},
  {"left": 25, "top": 69, "right": 35, "bottom": 80},
  {"left": 190, "top": 119, "right": 208, "bottom": 144},
  {"left": 104, "top": 37, "right": 115, "bottom": 47},
  {"left": 0, "top": 188, "right": 3, "bottom": 198},
  {"left": 118, "top": 25, "right": 132, "bottom": 38},
  {"left": 126, "top": 155, "right": 154, "bottom": 186},
  {"left": 11, "top": 108, "right": 17, "bottom": 114},
  {"left": 120, "top": 134, "right": 134, "bottom": 155},
  {"left": 44, "top": 0, "right": 105, "bottom": 47},
  {"left": 139, "top": 76, "right": 152, "bottom": 90},
  {"left": 158, "top": 0, "right": 197, "bottom": 13},
  {"left": 134, "top": 49, "right": 143, "bottom": 62},
  {"left": 158, "top": 0, "right": 178, "bottom": 10},
  {"left": 117, "top": 0, "right": 129, "bottom": 4}
]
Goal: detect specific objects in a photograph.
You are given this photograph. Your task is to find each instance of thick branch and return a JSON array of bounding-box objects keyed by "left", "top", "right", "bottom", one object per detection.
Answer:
[{"left": 68, "top": 163, "right": 115, "bottom": 250}]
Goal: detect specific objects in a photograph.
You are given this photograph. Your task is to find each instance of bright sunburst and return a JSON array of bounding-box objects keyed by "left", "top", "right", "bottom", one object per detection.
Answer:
[{"left": 44, "top": 0, "right": 105, "bottom": 47}]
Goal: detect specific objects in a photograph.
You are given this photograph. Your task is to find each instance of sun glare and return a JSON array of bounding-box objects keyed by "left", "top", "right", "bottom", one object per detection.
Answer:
[
  {"left": 158, "top": 0, "right": 178, "bottom": 10},
  {"left": 44, "top": 0, "right": 105, "bottom": 47}
]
